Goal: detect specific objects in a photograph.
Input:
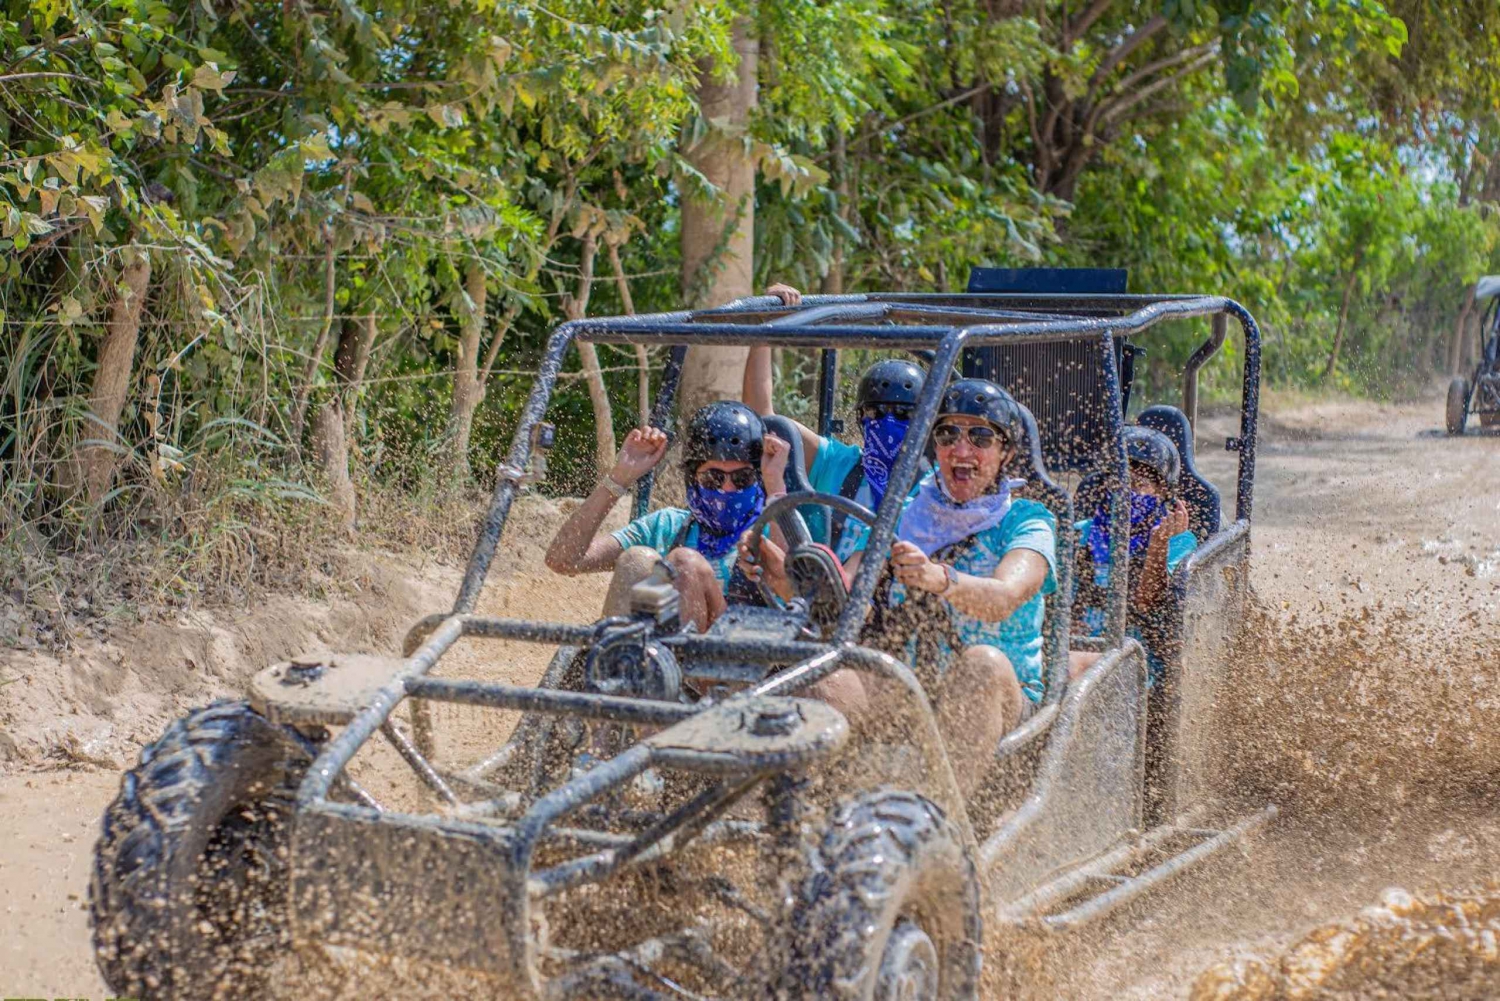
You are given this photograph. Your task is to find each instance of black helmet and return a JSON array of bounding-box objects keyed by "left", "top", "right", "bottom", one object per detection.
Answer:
[
  {"left": 1123, "top": 425, "right": 1180, "bottom": 493},
  {"left": 937, "top": 378, "right": 1024, "bottom": 449},
  {"left": 857, "top": 359, "right": 925, "bottom": 413},
  {"left": 682, "top": 401, "right": 764, "bottom": 473}
]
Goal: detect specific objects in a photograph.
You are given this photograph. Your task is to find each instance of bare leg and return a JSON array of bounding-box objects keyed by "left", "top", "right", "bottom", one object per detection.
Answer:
[
  {"left": 933, "top": 645, "right": 1024, "bottom": 798},
  {"left": 1068, "top": 649, "right": 1101, "bottom": 681},
  {"left": 809, "top": 669, "right": 869, "bottom": 718},
  {"left": 603, "top": 546, "right": 667, "bottom": 617},
  {"left": 665, "top": 547, "right": 727, "bottom": 630}
]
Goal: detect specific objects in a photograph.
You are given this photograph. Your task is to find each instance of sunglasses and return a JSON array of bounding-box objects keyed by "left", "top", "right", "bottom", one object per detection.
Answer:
[
  {"left": 694, "top": 466, "right": 759, "bottom": 491},
  {"left": 932, "top": 423, "right": 1005, "bottom": 450},
  {"left": 858, "top": 402, "right": 915, "bottom": 422}
]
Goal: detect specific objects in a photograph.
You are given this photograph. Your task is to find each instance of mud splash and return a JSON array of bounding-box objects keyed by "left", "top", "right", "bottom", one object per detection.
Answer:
[
  {"left": 1190, "top": 884, "right": 1500, "bottom": 1000},
  {"left": 1217, "top": 595, "right": 1500, "bottom": 815}
]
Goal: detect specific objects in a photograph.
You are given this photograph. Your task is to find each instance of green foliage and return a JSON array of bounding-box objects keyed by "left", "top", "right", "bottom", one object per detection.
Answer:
[{"left": 3, "top": 0, "right": 1499, "bottom": 604}]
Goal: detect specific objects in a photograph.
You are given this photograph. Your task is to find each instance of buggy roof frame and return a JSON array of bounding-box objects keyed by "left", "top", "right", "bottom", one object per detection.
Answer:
[{"left": 454, "top": 292, "right": 1264, "bottom": 649}]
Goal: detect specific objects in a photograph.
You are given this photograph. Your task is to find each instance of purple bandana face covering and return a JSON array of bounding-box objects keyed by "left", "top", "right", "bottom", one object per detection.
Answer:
[
  {"left": 1086, "top": 493, "right": 1163, "bottom": 566},
  {"left": 687, "top": 481, "right": 765, "bottom": 558},
  {"left": 860, "top": 415, "right": 908, "bottom": 510},
  {"left": 896, "top": 472, "right": 1025, "bottom": 557}
]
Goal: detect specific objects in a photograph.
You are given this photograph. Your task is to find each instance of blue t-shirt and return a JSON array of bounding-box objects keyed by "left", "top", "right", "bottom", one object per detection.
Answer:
[
  {"left": 1072, "top": 517, "right": 1198, "bottom": 640},
  {"left": 805, "top": 435, "right": 864, "bottom": 558},
  {"left": 888, "top": 497, "right": 1059, "bottom": 703},
  {"left": 806, "top": 434, "right": 922, "bottom": 562},
  {"left": 611, "top": 508, "right": 738, "bottom": 592}
]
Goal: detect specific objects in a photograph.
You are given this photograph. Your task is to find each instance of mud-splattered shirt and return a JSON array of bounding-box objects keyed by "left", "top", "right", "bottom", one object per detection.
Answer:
[
  {"left": 611, "top": 507, "right": 738, "bottom": 592},
  {"left": 885, "top": 498, "right": 1059, "bottom": 702}
]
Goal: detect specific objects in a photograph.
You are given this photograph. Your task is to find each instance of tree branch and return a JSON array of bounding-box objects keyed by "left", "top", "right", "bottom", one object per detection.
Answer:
[
  {"left": 1098, "top": 49, "right": 1218, "bottom": 127},
  {"left": 607, "top": 239, "right": 651, "bottom": 424},
  {"left": 1064, "top": 0, "right": 1116, "bottom": 46},
  {"left": 815, "top": 83, "right": 994, "bottom": 164},
  {"left": 477, "top": 302, "right": 521, "bottom": 388},
  {"left": 1085, "top": 13, "right": 1167, "bottom": 97},
  {"left": 1106, "top": 40, "right": 1218, "bottom": 103},
  {"left": 289, "top": 226, "right": 337, "bottom": 450}
]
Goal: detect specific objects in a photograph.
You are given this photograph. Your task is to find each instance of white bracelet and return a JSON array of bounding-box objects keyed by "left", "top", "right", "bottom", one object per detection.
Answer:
[{"left": 600, "top": 475, "right": 630, "bottom": 500}]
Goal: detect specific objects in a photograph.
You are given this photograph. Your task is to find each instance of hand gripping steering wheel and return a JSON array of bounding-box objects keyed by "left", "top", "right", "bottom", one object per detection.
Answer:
[{"left": 745, "top": 491, "right": 878, "bottom": 634}]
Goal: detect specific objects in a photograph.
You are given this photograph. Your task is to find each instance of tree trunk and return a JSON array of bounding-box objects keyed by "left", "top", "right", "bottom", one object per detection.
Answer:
[
  {"left": 334, "top": 313, "right": 378, "bottom": 444},
  {"left": 311, "top": 400, "right": 356, "bottom": 536},
  {"left": 1448, "top": 284, "right": 1477, "bottom": 376},
  {"left": 567, "top": 235, "right": 616, "bottom": 474},
  {"left": 449, "top": 263, "right": 488, "bottom": 480},
  {"left": 78, "top": 247, "right": 152, "bottom": 503},
  {"left": 678, "top": 16, "right": 758, "bottom": 416},
  {"left": 289, "top": 228, "right": 337, "bottom": 451},
  {"left": 1322, "top": 262, "right": 1362, "bottom": 381},
  {"left": 606, "top": 240, "right": 652, "bottom": 424}
]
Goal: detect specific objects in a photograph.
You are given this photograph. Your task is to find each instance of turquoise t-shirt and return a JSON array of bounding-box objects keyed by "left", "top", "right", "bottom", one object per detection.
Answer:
[
  {"left": 804, "top": 435, "right": 864, "bottom": 557},
  {"left": 805, "top": 434, "right": 922, "bottom": 562},
  {"left": 1072, "top": 517, "right": 1198, "bottom": 640},
  {"left": 611, "top": 508, "right": 738, "bottom": 592},
  {"left": 887, "top": 496, "right": 1059, "bottom": 703}
]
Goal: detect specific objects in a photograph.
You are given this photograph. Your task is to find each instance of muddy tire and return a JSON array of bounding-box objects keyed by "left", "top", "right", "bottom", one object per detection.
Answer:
[
  {"left": 786, "top": 790, "right": 981, "bottom": 1001},
  {"left": 90, "top": 701, "right": 313, "bottom": 999},
  {"left": 1446, "top": 377, "right": 1470, "bottom": 435}
]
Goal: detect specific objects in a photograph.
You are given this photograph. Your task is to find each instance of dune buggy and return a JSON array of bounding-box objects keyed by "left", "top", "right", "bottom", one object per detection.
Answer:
[
  {"left": 90, "top": 271, "right": 1272, "bottom": 999},
  {"left": 1446, "top": 274, "right": 1500, "bottom": 435}
]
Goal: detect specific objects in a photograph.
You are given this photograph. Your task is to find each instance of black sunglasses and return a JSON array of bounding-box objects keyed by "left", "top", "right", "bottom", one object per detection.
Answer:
[
  {"left": 932, "top": 423, "right": 1005, "bottom": 449},
  {"left": 694, "top": 466, "right": 759, "bottom": 491},
  {"left": 858, "top": 402, "right": 915, "bottom": 422}
]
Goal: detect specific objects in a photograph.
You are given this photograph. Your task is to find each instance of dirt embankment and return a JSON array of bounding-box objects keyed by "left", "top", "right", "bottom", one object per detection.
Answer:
[{"left": 0, "top": 493, "right": 617, "bottom": 994}]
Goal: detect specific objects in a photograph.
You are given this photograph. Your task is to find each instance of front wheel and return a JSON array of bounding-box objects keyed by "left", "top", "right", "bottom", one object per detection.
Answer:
[
  {"left": 786, "top": 790, "right": 981, "bottom": 1001},
  {"left": 1446, "top": 377, "right": 1470, "bottom": 435},
  {"left": 90, "top": 701, "right": 313, "bottom": 999}
]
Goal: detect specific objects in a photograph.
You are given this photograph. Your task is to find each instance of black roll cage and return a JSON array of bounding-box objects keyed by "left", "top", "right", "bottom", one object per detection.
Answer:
[{"left": 454, "top": 292, "right": 1262, "bottom": 649}]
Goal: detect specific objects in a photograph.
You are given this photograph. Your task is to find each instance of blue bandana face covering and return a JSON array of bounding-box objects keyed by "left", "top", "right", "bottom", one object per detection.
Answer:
[
  {"left": 687, "top": 481, "right": 765, "bottom": 558},
  {"left": 1086, "top": 493, "right": 1163, "bottom": 566},
  {"left": 860, "top": 415, "right": 909, "bottom": 510}
]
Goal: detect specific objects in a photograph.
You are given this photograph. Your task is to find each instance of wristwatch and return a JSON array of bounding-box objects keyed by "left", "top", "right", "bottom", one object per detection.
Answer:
[
  {"left": 600, "top": 475, "right": 630, "bottom": 500},
  {"left": 937, "top": 562, "right": 958, "bottom": 594}
]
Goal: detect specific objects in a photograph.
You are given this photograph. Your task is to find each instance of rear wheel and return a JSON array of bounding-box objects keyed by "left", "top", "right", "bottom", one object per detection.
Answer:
[
  {"left": 1446, "top": 377, "right": 1470, "bottom": 435},
  {"left": 788, "top": 790, "right": 981, "bottom": 1001},
  {"left": 90, "top": 701, "right": 313, "bottom": 999}
]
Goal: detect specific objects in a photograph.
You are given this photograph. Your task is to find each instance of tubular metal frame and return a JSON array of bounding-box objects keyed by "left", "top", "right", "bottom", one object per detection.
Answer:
[{"left": 288, "top": 292, "right": 1263, "bottom": 998}]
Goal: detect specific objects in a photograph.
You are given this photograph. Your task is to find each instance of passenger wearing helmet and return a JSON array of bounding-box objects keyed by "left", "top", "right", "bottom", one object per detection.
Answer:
[
  {"left": 1068, "top": 425, "right": 1198, "bottom": 681},
  {"left": 544, "top": 401, "right": 790, "bottom": 630},
  {"left": 846, "top": 379, "right": 1057, "bottom": 793},
  {"left": 745, "top": 283, "right": 924, "bottom": 561}
]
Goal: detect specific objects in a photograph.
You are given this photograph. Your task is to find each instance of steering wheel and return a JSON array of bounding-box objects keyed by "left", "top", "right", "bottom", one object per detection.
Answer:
[{"left": 745, "top": 491, "right": 878, "bottom": 633}]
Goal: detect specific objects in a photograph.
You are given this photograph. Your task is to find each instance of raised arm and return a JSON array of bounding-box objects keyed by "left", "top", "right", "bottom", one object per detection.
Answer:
[
  {"left": 545, "top": 428, "right": 668, "bottom": 575},
  {"left": 743, "top": 283, "right": 821, "bottom": 471}
]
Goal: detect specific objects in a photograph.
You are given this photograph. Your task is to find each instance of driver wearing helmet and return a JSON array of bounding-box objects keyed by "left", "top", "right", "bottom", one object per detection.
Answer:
[
  {"left": 1067, "top": 425, "right": 1197, "bottom": 681},
  {"left": 846, "top": 379, "right": 1057, "bottom": 793},
  {"left": 544, "top": 401, "right": 790, "bottom": 630},
  {"left": 744, "top": 284, "right": 926, "bottom": 561}
]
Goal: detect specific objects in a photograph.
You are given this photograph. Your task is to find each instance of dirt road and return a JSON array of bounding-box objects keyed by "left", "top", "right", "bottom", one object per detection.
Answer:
[{"left": 2, "top": 392, "right": 1497, "bottom": 998}]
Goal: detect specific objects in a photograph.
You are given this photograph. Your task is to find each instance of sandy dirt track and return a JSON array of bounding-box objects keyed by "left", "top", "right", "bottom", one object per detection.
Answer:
[{"left": 2, "top": 392, "right": 1498, "bottom": 998}]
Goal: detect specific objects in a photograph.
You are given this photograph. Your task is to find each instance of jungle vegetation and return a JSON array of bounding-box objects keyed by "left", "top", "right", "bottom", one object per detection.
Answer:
[{"left": 2, "top": 0, "right": 1497, "bottom": 605}]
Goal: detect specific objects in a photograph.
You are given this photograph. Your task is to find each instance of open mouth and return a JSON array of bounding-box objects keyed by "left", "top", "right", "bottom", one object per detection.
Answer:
[{"left": 951, "top": 462, "right": 978, "bottom": 482}]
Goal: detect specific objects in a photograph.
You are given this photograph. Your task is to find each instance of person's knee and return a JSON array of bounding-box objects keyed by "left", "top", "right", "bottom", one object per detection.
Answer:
[
  {"left": 956, "top": 645, "right": 1024, "bottom": 727},
  {"left": 810, "top": 669, "right": 868, "bottom": 718},
  {"left": 1068, "top": 649, "right": 1101, "bottom": 681},
  {"left": 615, "top": 545, "right": 662, "bottom": 580},
  {"left": 666, "top": 546, "right": 714, "bottom": 587},
  {"left": 603, "top": 546, "right": 665, "bottom": 617}
]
